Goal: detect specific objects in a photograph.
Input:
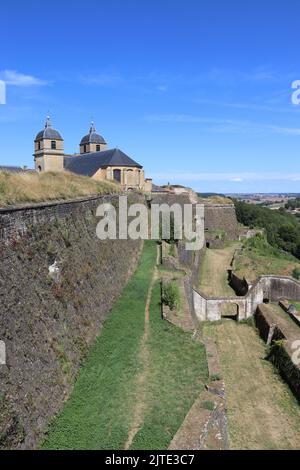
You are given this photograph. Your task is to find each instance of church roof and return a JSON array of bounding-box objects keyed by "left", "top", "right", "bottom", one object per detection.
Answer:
[
  {"left": 80, "top": 123, "right": 106, "bottom": 145},
  {"left": 0, "top": 165, "right": 34, "bottom": 173},
  {"left": 64, "top": 148, "right": 143, "bottom": 177},
  {"left": 35, "top": 117, "right": 63, "bottom": 142}
]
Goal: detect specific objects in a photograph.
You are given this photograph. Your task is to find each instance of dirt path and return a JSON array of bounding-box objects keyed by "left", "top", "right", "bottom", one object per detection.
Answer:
[
  {"left": 124, "top": 246, "right": 159, "bottom": 450},
  {"left": 205, "top": 321, "right": 300, "bottom": 449},
  {"left": 199, "top": 243, "right": 240, "bottom": 297}
]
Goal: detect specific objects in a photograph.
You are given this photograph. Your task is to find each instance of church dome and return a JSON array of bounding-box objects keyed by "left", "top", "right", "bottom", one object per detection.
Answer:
[
  {"left": 80, "top": 122, "right": 106, "bottom": 145},
  {"left": 35, "top": 117, "right": 63, "bottom": 141}
]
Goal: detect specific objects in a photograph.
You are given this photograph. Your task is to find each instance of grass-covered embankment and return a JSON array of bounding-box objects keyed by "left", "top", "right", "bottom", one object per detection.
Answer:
[
  {"left": 0, "top": 170, "right": 121, "bottom": 207},
  {"left": 204, "top": 321, "right": 300, "bottom": 449},
  {"left": 234, "top": 235, "right": 300, "bottom": 282},
  {"left": 199, "top": 242, "right": 239, "bottom": 297},
  {"left": 42, "top": 241, "right": 207, "bottom": 449},
  {"left": 130, "top": 280, "right": 207, "bottom": 449}
]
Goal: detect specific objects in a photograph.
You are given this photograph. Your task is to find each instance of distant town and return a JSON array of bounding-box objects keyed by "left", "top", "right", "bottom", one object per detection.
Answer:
[{"left": 225, "top": 193, "right": 300, "bottom": 213}]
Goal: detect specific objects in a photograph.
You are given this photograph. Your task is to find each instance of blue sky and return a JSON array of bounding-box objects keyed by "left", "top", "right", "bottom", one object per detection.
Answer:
[{"left": 0, "top": 0, "right": 300, "bottom": 193}]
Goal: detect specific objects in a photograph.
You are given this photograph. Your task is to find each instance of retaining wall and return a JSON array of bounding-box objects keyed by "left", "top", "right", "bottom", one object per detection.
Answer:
[
  {"left": 193, "top": 276, "right": 300, "bottom": 322},
  {"left": 0, "top": 194, "right": 143, "bottom": 449}
]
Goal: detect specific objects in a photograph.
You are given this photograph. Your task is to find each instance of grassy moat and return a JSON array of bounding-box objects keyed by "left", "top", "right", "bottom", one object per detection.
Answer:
[{"left": 42, "top": 241, "right": 207, "bottom": 450}]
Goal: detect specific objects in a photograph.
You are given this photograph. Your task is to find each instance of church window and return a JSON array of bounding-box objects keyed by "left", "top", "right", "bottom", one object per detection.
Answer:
[
  {"left": 96, "top": 144, "right": 100, "bottom": 152},
  {"left": 113, "top": 169, "right": 121, "bottom": 183},
  {"left": 83, "top": 144, "right": 87, "bottom": 153},
  {"left": 51, "top": 140, "right": 56, "bottom": 149}
]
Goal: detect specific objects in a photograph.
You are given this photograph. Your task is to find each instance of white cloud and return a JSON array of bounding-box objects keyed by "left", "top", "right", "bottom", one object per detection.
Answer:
[
  {"left": 157, "top": 85, "right": 168, "bottom": 92},
  {"left": 144, "top": 114, "right": 300, "bottom": 136},
  {"left": 80, "top": 74, "right": 123, "bottom": 86},
  {"left": 0, "top": 70, "right": 47, "bottom": 86}
]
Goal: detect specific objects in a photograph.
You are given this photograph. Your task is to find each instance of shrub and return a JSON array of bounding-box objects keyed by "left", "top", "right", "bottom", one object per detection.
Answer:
[
  {"left": 292, "top": 267, "right": 300, "bottom": 280},
  {"left": 162, "top": 281, "right": 180, "bottom": 311},
  {"left": 201, "top": 400, "right": 215, "bottom": 411},
  {"left": 211, "top": 373, "right": 221, "bottom": 381}
]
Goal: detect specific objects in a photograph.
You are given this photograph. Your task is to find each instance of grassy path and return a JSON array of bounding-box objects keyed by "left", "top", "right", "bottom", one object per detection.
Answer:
[
  {"left": 205, "top": 321, "right": 300, "bottom": 449},
  {"left": 199, "top": 243, "right": 240, "bottom": 297},
  {"left": 42, "top": 241, "right": 207, "bottom": 450},
  {"left": 124, "top": 246, "right": 159, "bottom": 449}
]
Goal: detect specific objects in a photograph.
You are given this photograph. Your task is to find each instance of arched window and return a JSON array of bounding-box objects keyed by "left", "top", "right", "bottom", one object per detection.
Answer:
[
  {"left": 113, "top": 169, "right": 121, "bottom": 183},
  {"left": 51, "top": 140, "right": 56, "bottom": 150},
  {"left": 38, "top": 165, "right": 42, "bottom": 172},
  {"left": 96, "top": 144, "right": 100, "bottom": 152},
  {"left": 127, "top": 169, "right": 134, "bottom": 186}
]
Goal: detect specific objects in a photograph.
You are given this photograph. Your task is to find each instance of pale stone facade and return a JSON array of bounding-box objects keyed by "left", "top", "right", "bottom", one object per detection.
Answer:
[{"left": 33, "top": 118, "right": 152, "bottom": 192}]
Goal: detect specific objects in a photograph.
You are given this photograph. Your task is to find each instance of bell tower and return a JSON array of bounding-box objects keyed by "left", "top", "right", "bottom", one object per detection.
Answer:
[
  {"left": 34, "top": 116, "right": 65, "bottom": 172},
  {"left": 79, "top": 122, "right": 107, "bottom": 154}
]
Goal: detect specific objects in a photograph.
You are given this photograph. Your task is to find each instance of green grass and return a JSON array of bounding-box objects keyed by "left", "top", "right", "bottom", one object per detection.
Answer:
[
  {"left": 42, "top": 241, "right": 156, "bottom": 450},
  {"left": 162, "top": 280, "right": 181, "bottom": 311},
  {"left": 293, "top": 302, "right": 300, "bottom": 311},
  {"left": 130, "top": 281, "right": 207, "bottom": 450},
  {"left": 234, "top": 236, "right": 300, "bottom": 281},
  {"left": 42, "top": 241, "right": 207, "bottom": 450},
  {"left": 201, "top": 400, "right": 215, "bottom": 411}
]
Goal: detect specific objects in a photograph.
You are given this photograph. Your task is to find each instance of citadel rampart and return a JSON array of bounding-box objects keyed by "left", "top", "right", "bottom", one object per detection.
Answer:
[
  {"left": 193, "top": 276, "right": 300, "bottom": 322},
  {"left": 204, "top": 204, "right": 238, "bottom": 240},
  {"left": 255, "top": 304, "right": 300, "bottom": 402},
  {"left": 0, "top": 194, "right": 143, "bottom": 449}
]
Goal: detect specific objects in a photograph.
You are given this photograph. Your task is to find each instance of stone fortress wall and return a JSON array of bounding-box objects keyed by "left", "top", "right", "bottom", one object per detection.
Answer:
[
  {"left": 204, "top": 204, "right": 239, "bottom": 241},
  {"left": 193, "top": 275, "right": 300, "bottom": 322},
  {"left": 0, "top": 194, "right": 144, "bottom": 449}
]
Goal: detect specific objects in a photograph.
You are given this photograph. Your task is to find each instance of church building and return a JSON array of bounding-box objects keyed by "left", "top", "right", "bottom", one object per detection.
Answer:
[{"left": 33, "top": 117, "right": 152, "bottom": 192}]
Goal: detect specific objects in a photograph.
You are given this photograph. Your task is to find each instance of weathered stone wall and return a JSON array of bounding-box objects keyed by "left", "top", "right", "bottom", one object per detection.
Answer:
[
  {"left": 150, "top": 193, "right": 191, "bottom": 207},
  {"left": 229, "top": 272, "right": 249, "bottom": 296},
  {"left": 0, "top": 194, "right": 144, "bottom": 449},
  {"left": 193, "top": 276, "right": 300, "bottom": 322},
  {"left": 204, "top": 204, "right": 239, "bottom": 240},
  {"left": 255, "top": 305, "right": 300, "bottom": 402}
]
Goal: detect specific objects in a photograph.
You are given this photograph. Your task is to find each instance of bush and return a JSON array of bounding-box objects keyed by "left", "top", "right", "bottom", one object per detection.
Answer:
[
  {"left": 201, "top": 400, "right": 215, "bottom": 411},
  {"left": 234, "top": 200, "right": 300, "bottom": 260},
  {"left": 211, "top": 373, "right": 221, "bottom": 381},
  {"left": 162, "top": 281, "right": 180, "bottom": 311},
  {"left": 292, "top": 267, "right": 300, "bottom": 280}
]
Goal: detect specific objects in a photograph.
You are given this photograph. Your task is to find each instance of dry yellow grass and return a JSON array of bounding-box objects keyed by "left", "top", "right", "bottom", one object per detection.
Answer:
[
  {"left": 0, "top": 171, "right": 122, "bottom": 207},
  {"left": 199, "top": 243, "right": 240, "bottom": 297},
  {"left": 198, "top": 195, "right": 233, "bottom": 205},
  {"left": 204, "top": 321, "right": 300, "bottom": 450}
]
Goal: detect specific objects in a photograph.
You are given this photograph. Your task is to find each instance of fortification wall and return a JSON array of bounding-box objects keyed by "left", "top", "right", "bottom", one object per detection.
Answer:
[
  {"left": 229, "top": 272, "right": 249, "bottom": 296},
  {"left": 193, "top": 276, "right": 300, "bottom": 322},
  {"left": 204, "top": 204, "right": 239, "bottom": 240},
  {"left": 0, "top": 194, "right": 143, "bottom": 449},
  {"left": 255, "top": 305, "right": 300, "bottom": 401}
]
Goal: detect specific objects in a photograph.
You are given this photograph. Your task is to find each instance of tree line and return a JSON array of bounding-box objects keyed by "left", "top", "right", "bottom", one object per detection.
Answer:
[
  {"left": 234, "top": 200, "right": 300, "bottom": 260},
  {"left": 285, "top": 198, "right": 300, "bottom": 210}
]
